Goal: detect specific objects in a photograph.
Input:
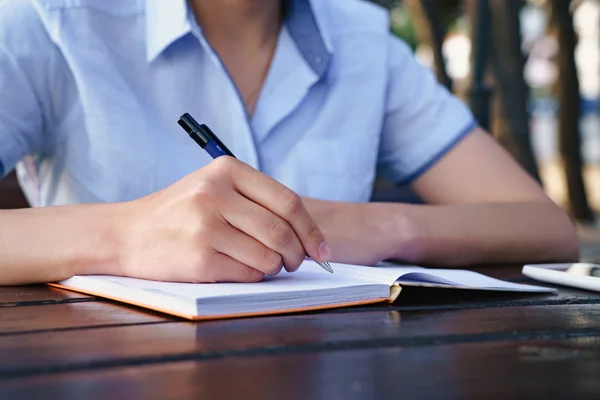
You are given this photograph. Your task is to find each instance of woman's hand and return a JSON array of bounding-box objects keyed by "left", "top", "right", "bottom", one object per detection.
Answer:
[
  {"left": 116, "top": 157, "right": 331, "bottom": 283},
  {"left": 301, "top": 198, "right": 417, "bottom": 266}
]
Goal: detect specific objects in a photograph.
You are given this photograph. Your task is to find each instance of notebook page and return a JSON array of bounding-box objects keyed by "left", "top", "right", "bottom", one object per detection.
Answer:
[
  {"left": 60, "top": 261, "right": 377, "bottom": 301},
  {"left": 395, "top": 269, "right": 555, "bottom": 293},
  {"left": 325, "top": 262, "right": 424, "bottom": 285},
  {"left": 330, "top": 262, "right": 554, "bottom": 293}
]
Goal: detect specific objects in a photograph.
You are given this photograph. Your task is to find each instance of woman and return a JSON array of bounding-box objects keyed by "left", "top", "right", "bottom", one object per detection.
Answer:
[{"left": 0, "top": 0, "right": 578, "bottom": 285}]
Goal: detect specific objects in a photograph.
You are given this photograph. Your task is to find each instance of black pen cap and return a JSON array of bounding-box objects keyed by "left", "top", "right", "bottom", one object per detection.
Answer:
[{"left": 178, "top": 113, "right": 210, "bottom": 147}]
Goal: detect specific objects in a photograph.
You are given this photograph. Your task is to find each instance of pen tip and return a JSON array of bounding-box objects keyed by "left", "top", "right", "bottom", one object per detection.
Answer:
[{"left": 310, "top": 258, "right": 334, "bottom": 273}]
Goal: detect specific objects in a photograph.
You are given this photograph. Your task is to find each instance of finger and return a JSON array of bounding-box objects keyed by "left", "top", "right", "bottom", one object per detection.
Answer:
[
  {"left": 220, "top": 193, "right": 306, "bottom": 272},
  {"left": 226, "top": 161, "right": 330, "bottom": 263},
  {"left": 199, "top": 250, "right": 265, "bottom": 283},
  {"left": 212, "top": 224, "right": 285, "bottom": 276}
]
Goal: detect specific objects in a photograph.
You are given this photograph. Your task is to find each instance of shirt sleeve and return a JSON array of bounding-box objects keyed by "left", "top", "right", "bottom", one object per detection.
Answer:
[
  {"left": 377, "top": 34, "right": 477, "bottom": 184},
  {"left": 0, "top": 0, "right": 50, "bottom": 178}
]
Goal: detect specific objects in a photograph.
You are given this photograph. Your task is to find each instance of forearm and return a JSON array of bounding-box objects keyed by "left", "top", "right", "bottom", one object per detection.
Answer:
[
  {"left": 393, "top": 202, "right": 579, "bottom": 266},
  {"left": 0, "top": 204, "right": 121, "bottom": 285},
  {"left": 304, "top": 197, "right": 579, "bottom": 267}
]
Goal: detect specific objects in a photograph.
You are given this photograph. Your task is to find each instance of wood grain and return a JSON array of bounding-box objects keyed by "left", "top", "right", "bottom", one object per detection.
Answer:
[
  {"left": 0, "top": 301, "right": 172, "bottom": 335},
  {"left": 1, "top": 264, "right": 599, "bottom": 397},
  {"left": 2, "top": 303, "right": 600, "bottom": 378},
  {"left": 0, "top": 285, "right": 92, "bottom": 306},
  {"left": 2, "top": 337, "right": 600, "bottom": 399}
]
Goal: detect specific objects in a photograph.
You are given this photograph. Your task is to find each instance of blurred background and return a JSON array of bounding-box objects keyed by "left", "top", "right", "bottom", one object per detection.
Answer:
[
  {"left": 372, "top": 0, "right": 600, "bottom": 228},
  {"left": 1, "top": 0, "right": 599, "bottom": 230}
]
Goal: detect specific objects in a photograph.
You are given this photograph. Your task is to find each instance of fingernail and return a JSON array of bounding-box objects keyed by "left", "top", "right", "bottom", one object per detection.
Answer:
[{"left": 317, "top": 241, "right": 331, "bottom": 261}]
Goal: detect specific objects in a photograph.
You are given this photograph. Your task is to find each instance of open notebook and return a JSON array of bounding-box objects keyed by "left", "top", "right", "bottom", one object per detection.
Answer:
[{"left": 50, "top": 261, "right": 554, "bottom": 320}]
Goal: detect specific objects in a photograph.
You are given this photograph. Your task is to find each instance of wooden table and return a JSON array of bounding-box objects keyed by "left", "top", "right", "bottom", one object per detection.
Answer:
[{"left": 2, "top": 265, "right": 600, "bottom": 399}]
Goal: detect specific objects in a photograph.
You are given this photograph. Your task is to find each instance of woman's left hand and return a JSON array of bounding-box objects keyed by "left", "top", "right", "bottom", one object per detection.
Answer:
[{"left": 301, "top": 198, "right": 418, "bottom": 266}]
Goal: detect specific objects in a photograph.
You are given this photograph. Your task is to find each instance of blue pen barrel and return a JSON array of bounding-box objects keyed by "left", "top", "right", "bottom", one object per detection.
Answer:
[
  {"left": 178, "top": 113, "right": 236, "bottom": 159},
  {"left": 205, "top": 140, "right": 228, "bottom": 158}
]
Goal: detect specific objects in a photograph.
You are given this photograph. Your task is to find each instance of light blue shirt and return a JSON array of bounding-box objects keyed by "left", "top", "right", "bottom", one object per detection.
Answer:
[{"left": 0, "top": 0, "right": 476, "bottom": 206}]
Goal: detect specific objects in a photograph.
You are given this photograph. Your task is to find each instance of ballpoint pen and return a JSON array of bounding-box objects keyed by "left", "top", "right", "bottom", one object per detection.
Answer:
[{"left": 177, "top": 112, "right": 334, "bottom": 274}]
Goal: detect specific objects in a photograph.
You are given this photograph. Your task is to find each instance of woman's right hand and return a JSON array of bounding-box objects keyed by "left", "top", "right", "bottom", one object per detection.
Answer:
[{"left": 115, "top": 157, "right": 331, "bottom": 283}]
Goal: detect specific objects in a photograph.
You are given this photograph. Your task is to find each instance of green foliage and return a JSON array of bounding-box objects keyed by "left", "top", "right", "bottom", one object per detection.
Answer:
[
  {"left": 390, "top": 6, "right": 419, "bottom": 50},
  {"left": 388, "top": 0, "right": 464, "bottom": 51}
]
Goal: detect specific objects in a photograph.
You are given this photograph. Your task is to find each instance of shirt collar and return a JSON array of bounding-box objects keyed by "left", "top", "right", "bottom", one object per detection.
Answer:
[
  {"left": 144, "top": 0, "right": 332, "bottom": 77},
  {"left": 145, "top": 0, "right": 191, "bottom": 63},
  {"left": 285, "top": 0, "right": 332, "bottom": 77}
]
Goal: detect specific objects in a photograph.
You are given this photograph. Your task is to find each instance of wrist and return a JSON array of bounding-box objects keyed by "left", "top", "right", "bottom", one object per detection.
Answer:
[
  {"left": 377, "top": 203, "right": 424, "bottom": 263},
  {"left": 303, "top": 197, "right": 425, "bottom": 265},
  {"left": 70, "top": 202, "right": 127, "bottom": 276}
]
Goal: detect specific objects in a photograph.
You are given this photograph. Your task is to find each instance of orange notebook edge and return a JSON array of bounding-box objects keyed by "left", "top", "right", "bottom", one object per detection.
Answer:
[{"left": 48, "top": 282, "right": 403, "bottom": 321}]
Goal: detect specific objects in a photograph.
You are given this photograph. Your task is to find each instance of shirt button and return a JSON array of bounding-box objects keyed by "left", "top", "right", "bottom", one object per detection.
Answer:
[{"left": 315, "top": 56, "right": 321, "bottom": 64}]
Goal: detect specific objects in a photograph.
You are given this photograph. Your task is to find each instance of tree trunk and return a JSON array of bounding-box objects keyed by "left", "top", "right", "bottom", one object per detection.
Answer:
[
  {"left": 549, "top": 0, "right": 594, "bottom": 222},
  {"left": 488, "top": 0, "right": 542, "bottom": 183},
  {"left": 404, "top": 0, "right": 453, "bottom": 90},
  {"left": 465, "top": 0, "right": 493, "bottom": 131}
]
